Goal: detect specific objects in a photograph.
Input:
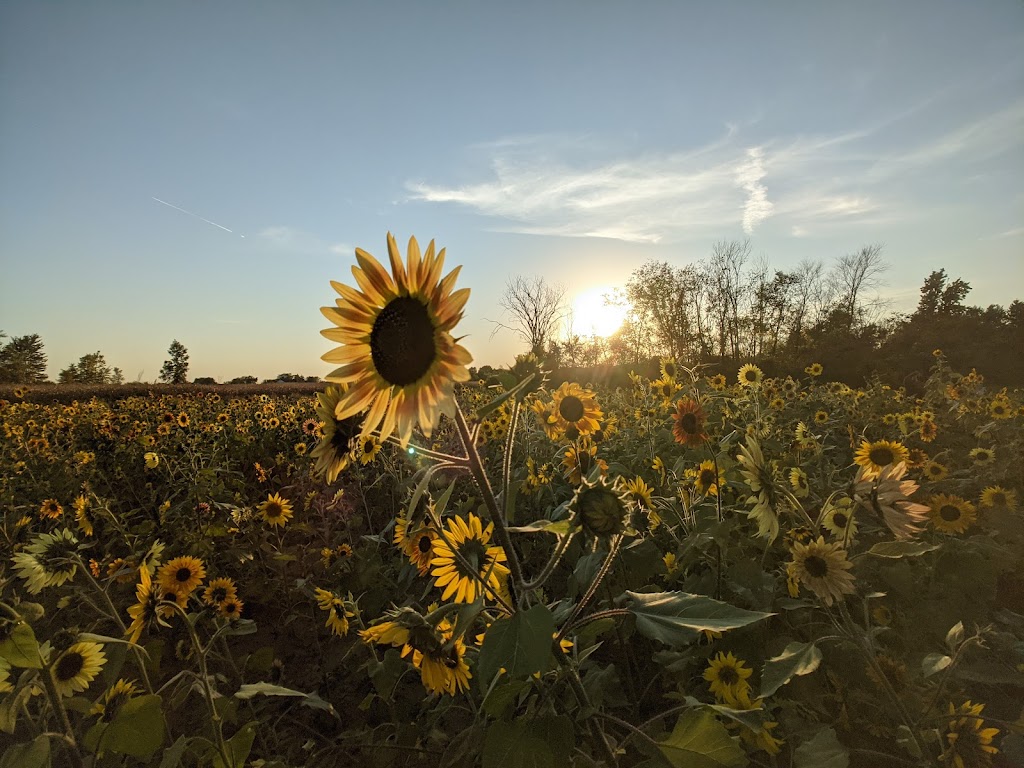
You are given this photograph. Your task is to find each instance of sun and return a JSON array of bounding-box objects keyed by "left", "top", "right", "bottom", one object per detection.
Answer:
[{"left": 571, "top": 286, "right": 629, "bottom": 337}]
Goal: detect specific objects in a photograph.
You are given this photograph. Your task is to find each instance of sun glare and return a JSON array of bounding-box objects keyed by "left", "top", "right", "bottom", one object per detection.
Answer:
[{"left": 571, "top": 287, "right": 628, "bottom": 338}]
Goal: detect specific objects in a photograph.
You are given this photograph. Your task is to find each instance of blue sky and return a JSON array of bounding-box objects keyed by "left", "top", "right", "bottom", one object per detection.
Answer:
[{"left": 1, "top": 1, "right": 1022, "bottom": 381}]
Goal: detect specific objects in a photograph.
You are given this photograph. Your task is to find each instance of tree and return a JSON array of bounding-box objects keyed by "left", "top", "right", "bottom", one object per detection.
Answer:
[
  {"left": 228, "top": 375, "right": 258, "bottom": 384},
  {"left": 624, "top": 261, "right": 699, "bottom": 361},
  {"left": 159, "top": 340, "right": 190, "bottom": 384},
  {"left": 0, "top": 333, "right": 48, "bottom": 383},
  {"left": 494, "top": 276, "right": 567, "bottom": 358},
  {"left": 59, "top": 352, "right": 124, "bottom": 384},
  {"left": 826, "top": 244, "right": 888, "bottom": 331}
]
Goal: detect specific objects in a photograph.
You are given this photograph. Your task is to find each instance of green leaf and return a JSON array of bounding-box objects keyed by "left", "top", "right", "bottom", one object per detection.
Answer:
[
  {"left": 760, "top": 642, "right": 822, "bottom": 697},
  {"left": 0, "top": 685, "right": 35, "bottom": 733},
  {"left": 234, "top": 682, "right": 337, "bottom": 715},
  {"left": 623, "top": 591, "right": 774, "bottom": 646},
  {"left": 793, "top": 727, "right": 848, "bottom": 768},
  {"left": 158, "top": 736, "right": 189, "bottom": 768},
  {"left": 0, "top": 734, "right": 49, "bottom": 768},
  {"left": 657, "top": 709, "right": 746, "bottom": 768},
  {"left": 434, "top": 479, "right": 457, "bottom": 517},
  {"left": 482, "top": 717, "right": 564, "bottom": 768},
  {"left": 945, "top": 621, "right": 965, "bottom": 651},
  {"left": 507, "top": 519, "right": 575, "bottom": 535},
  {"left": 478, "top": 604, "right": 555, "bottom": 684},
  {"left": 213, "top": 722, "right": 257, "bottom": 768},
  {"left": 922, "top": 653, "right": 952, "bottom": 678},
  {"left": 482, "top": 679, "right": 531, "bottom": 718},
  {"left": 0, "top": 623, "right": 42, "bottom": 668},
  {"left": 85, "top": 694, "right": 165, "bottom": 759},
  {"left": 867, "top": 541, "right": 940, "bottom": 559}
]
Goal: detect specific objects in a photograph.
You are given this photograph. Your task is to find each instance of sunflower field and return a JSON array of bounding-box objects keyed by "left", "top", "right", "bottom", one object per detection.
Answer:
[{"left": 2, "top": 236, "right": 1023, "bottom": 768}]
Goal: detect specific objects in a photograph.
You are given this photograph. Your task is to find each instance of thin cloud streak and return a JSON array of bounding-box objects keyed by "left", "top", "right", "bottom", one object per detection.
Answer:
[{"left": 738, "top": 147, "right": 773, "bottom": 234}]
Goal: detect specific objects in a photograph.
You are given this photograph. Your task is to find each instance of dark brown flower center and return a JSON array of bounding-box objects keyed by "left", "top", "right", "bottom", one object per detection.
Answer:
[
  {"left": 940, "top": 505, "right": 960, "bottom": 522},
  {"left": 744, "top": 370, "right": 757, "bottom": 381},
  {"left": 418, "top": 534, "right": 433, "bottom": 553},
  {"left": 699, "top": 469, "right": 716, "bottom": 487},
  {"left": 664, "top": 364, "right": 676, "bottom": 378},
  {"left": 718, "top": 665, "right": 739, "bottom": 685},
  {"left": 175, "top": 567, "right": 193, "bottom": 583},
  {"left": 55, "top": 651, "right": 84, "bottom": 681},
  {"left": 804, "top": 555, "right": 829, "bottom": 578},
  {"left": 370, "top": 296, "right": 437, "bottom": 386},
  {"left": 869, "top": 446, "right": 895, "bottom": 466},
  {"left": 264, "top": 504, "right": 283, "bottom": 519},
  {"left": 559, "top": 396, "right": 585, "bottom": 423},
  {"left": 833, "top": 512, "right": 849, "bottom": 529},
  {"left": 210, "top": 587, "right": 228, "bottom": 603},
  {"left": 455, "top": 538, "right": 488, "bottom": 575},
  {"left": 680, "top": 413, "right": 698, "bottom": 434}
]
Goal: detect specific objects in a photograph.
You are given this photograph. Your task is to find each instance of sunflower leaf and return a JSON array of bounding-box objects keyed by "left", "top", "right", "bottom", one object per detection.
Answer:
[
  {"left": 507, "top": 519, "right": 575, "bottom": 535},
  {"left": 623, "top": 591, "right": 774, "bottom": 646},
  {"left": 234, "top": 683, "right": 338, "bottom": 716},
  {"left": 760, "top": 641, "right": 822, "bottom": 697},
  {"left": 83, "top": 694, "right": 165, "bottom": 759},
  {"left": 866, "top": 541, "right": 940, "bottom": 559},
  {"left": 657, "top": 708, "right": 746, "bottom": 768},
  {"left": 793, "top": 727, "right": 849, "bottom": 768},
  {"left": 0, "top": 734, "right": 49, "bottom": 768},
  {"left": 478, "top": 604, "right": 555, "bottom": 684},
  {"left": 922, "top": 653, "right": 952, "bottom": 678},
  {"left": 0, "top": 622, "right": 42, "bottom": 668}
]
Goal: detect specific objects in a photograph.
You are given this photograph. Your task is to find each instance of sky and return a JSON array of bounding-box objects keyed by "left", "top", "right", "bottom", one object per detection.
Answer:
[{"left": 1, "top": 1, "right": 1022, "bottom": 382}]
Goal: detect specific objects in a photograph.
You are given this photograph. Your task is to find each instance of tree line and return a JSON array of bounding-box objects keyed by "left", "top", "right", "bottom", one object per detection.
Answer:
[{"left": 497, "top": 241, "right": 1023, "bottom": 388}]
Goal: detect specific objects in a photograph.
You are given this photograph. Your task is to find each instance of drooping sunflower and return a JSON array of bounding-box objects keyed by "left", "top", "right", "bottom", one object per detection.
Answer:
[
  {"left": 12, "top": 528, "right": 79, "bottom": 593},
  {"left": 550, "top": 382, "right": 603, "bottom": 436},
  {"left": 928, "top": 494, "right": 977, "bottom": 535},
  {"left": 320, "top": 233, "right": 472, "bottom": 448},
  {"left": 969, "top": 447, "right": 995, "bottom": 467},
  {"left": 52, "top": 642, "right": 107, "bottom": 697},
  {"left": 980, "top": 486, "right": 1017, "bottom": 511},
  {"left": 621, "top": 476, "right": 654, "bottom": 510},
  {"left": 126, "top": 568, "right": 162, "bottom": 644},
  {"left": 561, "top": 441, "right": 608, "bottom": 485},
  {"left": 92, "top": 679, "right": 140, "bottom": 722},
  {"left": 314, "top": 588, "right": 353, "bottom": 636},
  {"left": 789, "top": 537, "right": 856, "bottom": 607},
  {"left": 942, "top": 700, "right": 1000, "bottom": 768},
  {"left": 259, "top": 493, "right": 294, "bottom": 528},
  {"left": 672, "top": 398, "right": 708, "bottom": 446},
  {"left": 703, "top": 652, "right": 753, "bottom": 707},
  {"left": 309, "top": 385, "right": 360, "bottom": 483},
  {"left": 737, "top": 363, "right": 763, "bottom": 387},
  {"left": 923, "top": 460, "right": 949, "bottom": 482},
  {"left": 737, "top": 436, "right": 781, "bottom": 541},
  {"left": 572, "top": 476, "right": 630, "bottom": 539},
  {"left": 414, "top": 640, "right": 471, "bottom": 696},
  {"left": 853, "top": 462, "right": 930, "bottom": 539},
  {"left": 157, "top": 555, "right": 206, "bottom": 597},
  {"left": 430, "top": 514, "right": 510, "bottom": 604},
  {"left": 691, "top": 460, "right": 725, "bottom": 497},
  {"left": 73, "top": 495, "right": 94, "bottom": 537},
  {"left": 395, "top": 517, "right": 438, "bottom": 576},
  {"left": 202, "top": 577, "right": 238, "bottom": 608},
  {"left": 853, "top": 439, "right": 910, "bottom": 477}
]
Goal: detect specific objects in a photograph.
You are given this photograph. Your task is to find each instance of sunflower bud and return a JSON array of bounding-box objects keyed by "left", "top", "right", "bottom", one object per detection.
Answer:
[{"left": 573, "top": 478, "right": 628, "bottom": 538}]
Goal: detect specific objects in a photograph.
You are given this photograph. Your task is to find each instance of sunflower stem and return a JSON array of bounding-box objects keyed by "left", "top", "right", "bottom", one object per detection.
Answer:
[
  {"left": 557, "top": 534, "right": 623, "bottom": 644},
  {"left": 500, "top": 398, "right": 521, "bottom": 506},
  {"left": 452, "top": 403, "right": 525, "bottom": 604},
  {"left": 553, "top": 641, "right": 619, "bottom": 765},
  {"left": 40, "top": 662, "right": 84, "bottom": 768},
  {"left": 522, "top": 532, "right": 575, "bottom": 591}
]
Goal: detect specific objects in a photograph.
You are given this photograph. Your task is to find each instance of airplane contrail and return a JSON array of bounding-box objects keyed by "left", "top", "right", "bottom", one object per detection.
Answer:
[{"left": 152, "top": 197, "right": 244, "bottom": 237}]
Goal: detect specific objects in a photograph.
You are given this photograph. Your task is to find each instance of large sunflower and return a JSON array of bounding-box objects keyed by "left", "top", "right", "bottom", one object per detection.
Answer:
[
  {"left": 414, "top": 640, "right": 471, "bottom": 696},
  {"left": 550, "top": 382, "right": 603, "bottom": 436},
  {"left": 12, "top": 528, "right": 79, "bottom": 593},
  {"left": 942, "top": 701, "right": 1000, "bottom": 768},
  {"left": 737, "top": 363, "right": 763, "bottom": 387},
  {"left": 430, "top": 514, "right": 510, "bottom": 604},
  {"left": 672, "top": 398, "right": 708, "bottom": 446},
  {"left": 789, "top": 537, "right": 856, "bottom": 607},
  {"left": 309, "top": 385, "right": 360, "bottom": 483},
  {"left": 980, "top": 486, "right": 1017, "bottom": 511},
  {"left": 853, "top": 462, "right": 930, "bottom": 539},
  {"left": 853, "top": 439, "right": 910, "bottom": 477},
  {"left": 320, "top": 233, "right": 472, "bottom": 448},
  {"left": 928, "top": 494, "right": 977, "bottom": 535},
  {"left": 52, "top": 642, "right": 106, "bottom": 697},
  {"left": 157, "top": 555, "right": 206, "bottom": 597}
]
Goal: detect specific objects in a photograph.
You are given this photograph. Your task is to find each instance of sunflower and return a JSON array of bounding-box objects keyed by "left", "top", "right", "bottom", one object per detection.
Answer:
[
  {"left": 691, "top": 460, "right": 725, "bottom": 497},
  {"left": 853, "top": 462, "right": 930, "bottom": 539},
  {"left": 202, "top": 577, "right": 238, "bottom": 607},
  {"left": 320, "top": 233, "right": 472, "bottom": 448},
  {"left": 942, "top": 701, "right": 1000, "bottom": 768},
  {"left": 359, "top": 620, "right": 411, "bottom": 648},
  {"left": 51, "top": 642, "right": 106, "bottom": 697},
  {"left": 621, "top": 476, "right": 654, "bottom": 510},
  {"left": 980, "top": 486, "right": 1017, "bottom": 511},
  {"left": 217, "top": 597, "right": 244, "bottom": 620},
  {"left": 561, "top": 441, "right": 608, "bottom": 485},
  {"left": 805, "top": 363, "right": 823, "bottom": 377},
  {"left": 660, "top": 357, "right": 678, "bottom": 381},
  {"left": 853, "top": 439, "right": 910, "bottom": 477},
  {"left": 309, "top": 385, "right": 360, "bottom": 483},
  {"left": 157, "top": 555, "right": 206, "bottom": 597},
  {"left": 969, "top": 447, "right": 995, "bottom": 467},
  {"left": 93, "top": 679, "right": 140, "bottom": 722},
  {"left": 357, "top": 434, "right": 382, "bottom": 465},
  {"left": 919, "top": 420, "right": 938, "bottom": 443},
  {"left": 813, "top": 410, "right": 828, "bottom": 424},
  {"left": 414, "top": 640, "right": 471, "bottom": 696},
  {"left": 707, "top": 373, "right": 727, "bottom": 391},
  {"left": 737, "top": 436, "right": 781, "bottom": 541},
  {"left": 529, "top": 397, "right": 563, "bottom": 441},
  {"left": 73, "top": 495, "right": 94, "bottom": 537},
  {"left": 923, "top": 460, "right": 948, "bottom": 482},
  {"left": 177, "top": 412, "right": 190, "bottom": 428},
  {"left": 550, "top": 382, "right": 603, "bottom": 435},
  {"left": 989, "top": 399, "right": 1011, "bottom": 420},
  {"left": 144, "top": 451, "right": 159, "bottom": 469},
  {"left": 572, "top": 476, "right": 629, "bottom": 539},
  {"left": 430, "top": 514, "right": 510, "bottom": 604},
  {"left": 126, "top": 568, "right": 162, "bottom": 643},
  {"left": 822, "top": 498, "right": 858, "bottom": 543},
  {"left": 789, "top": 537, "right": 856, "bottom": 606},
  {"left": 703, "top": 652, "right": 753, "bottom": 707},
  {"left": 789, "top": 468, "right": 810, "bottom": 498},
  {"left": 929, "top": 494, "right": 977, "bottom": 535},
  {"left": 12, "top": 528, "right": 79, "bottom": 593},
  {"left": 737, "top": 363, "right": 763, "bottom": 387},
  {"left": 259, "top": 493, "right": 294, "bottom": 528},
  {"left": 38, "top": 498, "right": 63, "bottom": 520},
  {"left": 314, "top": 588, "right": 353, "bottom": 636},
  {"left": 395, "top": 517, "right": 438, "bottom": 576},
  {"left": 672, "top": 398, "right": 708, "bottom": 446}
]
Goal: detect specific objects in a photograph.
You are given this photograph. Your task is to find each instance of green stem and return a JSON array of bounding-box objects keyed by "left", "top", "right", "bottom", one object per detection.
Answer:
[{"left": 557, "top": 534, "right": 623, "bottom": 643}]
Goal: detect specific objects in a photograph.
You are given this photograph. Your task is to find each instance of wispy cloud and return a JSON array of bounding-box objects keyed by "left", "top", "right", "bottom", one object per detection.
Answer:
[
  {"left": 258, "top": 226, "right": 350, "bottom": 256},
  {"left": 405, "top": 99, "right": 1024, "bottom": 244},
  {"left": 981, "top": 226, "right": 1024, "bottom": 240}
]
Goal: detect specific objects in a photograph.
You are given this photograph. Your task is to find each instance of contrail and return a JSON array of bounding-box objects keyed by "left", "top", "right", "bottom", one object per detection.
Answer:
[{"left": 152, "top": 197, "right": 244, "bottom": 237}]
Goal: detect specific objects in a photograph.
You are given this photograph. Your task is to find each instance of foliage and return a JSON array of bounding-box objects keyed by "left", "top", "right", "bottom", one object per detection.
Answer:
[
  {"left": 0, "top": 333, "right": 48, "bottom": 384},
  {"left": 58, "top": 351, "right": 124, "bottom": 384},
  {"left": 158, "top": 339, "right": 190, "bottom": 384}
]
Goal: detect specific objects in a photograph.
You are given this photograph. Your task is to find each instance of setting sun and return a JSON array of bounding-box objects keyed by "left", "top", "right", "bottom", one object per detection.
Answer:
[{"left": 571, "top": 286, "right": 629, "bottom": 338}]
